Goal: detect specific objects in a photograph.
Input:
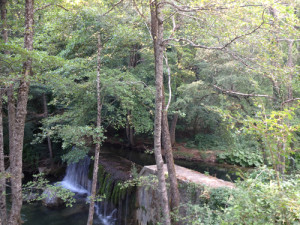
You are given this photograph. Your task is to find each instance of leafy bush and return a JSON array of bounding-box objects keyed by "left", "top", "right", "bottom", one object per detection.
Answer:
[
  {"left": 218, "top": 133, "right": 263, "bottom": 167},
  {"left": 174, "top": 203, "right": 220, "bottom": 225},
  {"left": 221, "top": 168, "right": 300, "bottom": 224},
  {"left": 176, "top": 168, "right": 300, "bottom": 225},
  {"left": 186, "top": 134, "right": 228, "bottom": 150},
  {"left": 206, "top": 187, "right": 232, "bottom": 210}
]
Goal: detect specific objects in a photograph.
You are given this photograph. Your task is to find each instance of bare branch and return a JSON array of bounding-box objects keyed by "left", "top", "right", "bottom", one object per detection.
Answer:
[
  {"left": 163, "top": 53, "right": 171, "bottom": 111},
  {"left": 213, "top": 84, "right": 274, "bottom": 99},
  {"left": 102, "top": 0, "right": 124, "bottom": 16},
  {"left": 163, "top": 19, "right": 264, "bottom": 49},
  {"left": 223, "top": 49, "right": 255, "bottom": 69},
  {"left": 34, "top": 4, "right": 68, "bottom": 13},
  {"left": 133, "top": 0, "right": 148, "bottom": 21},
  {"left": 159, "top": 1, "right": 263, "bottom": 12},
  {"left": 277, "top": 39, "right": 300, "bottom": 42},
  {"left": 282, "top": 98, "right": 300, "bottom": 106}
]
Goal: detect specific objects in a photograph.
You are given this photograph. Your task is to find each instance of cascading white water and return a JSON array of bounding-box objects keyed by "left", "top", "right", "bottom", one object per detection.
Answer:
[
  {"left": 59, "top": 156, "right": 116, "bottom": 225},
  {"left": 60, "top": 157, "right": 91, "bottom": 194}
]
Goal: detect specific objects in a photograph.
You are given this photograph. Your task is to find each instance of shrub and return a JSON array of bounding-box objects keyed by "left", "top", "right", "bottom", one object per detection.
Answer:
[
  {"left": 176, "top": 168, "right": 300, "bottom": 225},
  {"left": 218, "top": 133, "right": 263, "bottom": 167},
  {"left": 186, "top": 133, "right": 228, "bottom": 150},
  {"left": 221, "top": 168, "right": 300, "bottom": 224}
]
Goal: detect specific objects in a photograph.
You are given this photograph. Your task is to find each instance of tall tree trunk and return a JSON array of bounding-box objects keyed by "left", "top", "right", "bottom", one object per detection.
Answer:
[
  {"left": 42, "top": 93, "right": 53, "bottom": 164},
  {"left": 7, "top": 88, "right": 15, "bottom": 167},
  {"left": 162, "top": 91, "right": 180, "bottom": 211},
  {"left": 126, "top": 111, "right": 134, "bottom": 146},
  {"left": 8, "top": 0, "right": 34, "bottom": 224},
  {"left": 9, "top": 81, "right": 30, "bottom": 225},
  {"left": 0, "top": 91, "right": 7, "bottom": 225},
  {"left": 0, "top": 1, "right": 8, "bottom": 223},
  {"left": 87, "top": 33, "right": 102, "bottom": 225},
  {"left": 150, "top": 1, "right": 171, "bottom": 224},
  {"left": 0, "top": 0, "right": 8, "bottom": 47},
  {"left": 170, "top": 113, "right": 178, "bottom": 146}
]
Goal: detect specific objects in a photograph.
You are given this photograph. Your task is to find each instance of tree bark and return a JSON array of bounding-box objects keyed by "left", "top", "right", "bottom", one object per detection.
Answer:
[
  {"left": 0, "top": 1, "right": 8, "bottom": 223},
  {"left": 162, "top": 92, "right": 180, "bottom": 211},
  {"left": 87, "top": 33, "right": 102, "bottom": 225},
  {"left": 8, "top": 0, "right": 34, "bottom": 224},
  {"left": 286, "top": 40, "right": 294, "bottom": 102},
  {"left": 150, "top": 1, "right": 171, "bottom": 224},
  {"left": 126, "top": 110, "right": 135, "bottom": 146},
  {"left": 170, "top": 113, "right": 178, "bottom": 146},
  {"left": 42, "top": 93, "right": 53, "bottom": 163},
  {"left": 0, "top": 91, "right": 7, "bottom": 225},
  {"left": 0, "top": 0, "right": 8, "bottom": 46}
]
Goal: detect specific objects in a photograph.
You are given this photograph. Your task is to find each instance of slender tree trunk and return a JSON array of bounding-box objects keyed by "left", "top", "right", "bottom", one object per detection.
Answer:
[
  {"left": 170, "top": 113, "right": 178, "bottom": 146},
  {"left": 87, "top": 33, "right": 102, "bottom": 225},
  {"left": 8, "top": 1, "right": 34, "bottom": 224},
  {"left": 126, "top": 111, "right": 134, "bottom": 146},
  {"left": 7, "top": 88, "right": 15, "bottom": 165},
  {"left": 0, "top": 0, "right": 8, "bottom": 48},
  {"left": 150, "top": 1, "right": 171, "bottom": 224},
  {"left": 0, "top": 91, "right": 7, "bottom": 225},
  {"left": 9, "top": 81, "right": 30, "bottom": 225},
  {"left": 286, "top": 40, "right": 294, "bottom": 102},
  {"left": 42, "top": 93, "right": 53, "bottom": 163},
  {"left": 0, "top": 1, "right": 8, "bottom": 223},
  {"left": 129, "top": 126, "right": 134, "bottom": 146},
  {"left": 162, "top": 92, "right": 180, "bottom": 211}
]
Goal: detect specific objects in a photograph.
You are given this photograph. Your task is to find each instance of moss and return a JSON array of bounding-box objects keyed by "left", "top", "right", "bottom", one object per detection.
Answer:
[
  {"left": 99, "top": 173, "right": 109, "bottom": 196},
  {"left": 88, "top": 160, "right": 94, "bottom": 180},
  {"left": 105, "top": 178, "right": 113, "bottom": 200},
  {"left": 97, "top": 165, "right": 105, "bottom": 185},
  {"left": 95, "top": 165, "right": 133, "bottom": 207},
  {"left": 111, "top": 183, "right": 118, "bottom": 205},
  {"left": 112, "top": 184, "right": 120, "bottom": 205}
]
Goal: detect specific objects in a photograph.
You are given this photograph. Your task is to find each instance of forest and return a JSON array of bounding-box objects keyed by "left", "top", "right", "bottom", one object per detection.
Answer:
[{"left": 0, "top": 0, "right": 299, "bottom": 225}]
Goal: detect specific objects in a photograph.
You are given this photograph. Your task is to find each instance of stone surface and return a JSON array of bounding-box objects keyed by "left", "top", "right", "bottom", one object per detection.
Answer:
[
  {"left": 135, "top": 164, "right": 235, "bottom": 225},
  {"left": 42, "top": 188, "right": 64, "bottom": 208},
  {"left": 99, "top": 153, "right": 142, "bottom": 181},
  {"left": 141, "top": 164, "right": 235, "bottom": 189}
]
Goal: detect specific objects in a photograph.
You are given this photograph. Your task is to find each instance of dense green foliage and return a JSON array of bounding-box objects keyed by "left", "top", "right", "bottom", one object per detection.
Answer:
[
  {"left": 0, "top": 0, "right": 300, "bottom": 224},
  {"left": 176, "top": 168, "right": 300, "bottom": 225}
]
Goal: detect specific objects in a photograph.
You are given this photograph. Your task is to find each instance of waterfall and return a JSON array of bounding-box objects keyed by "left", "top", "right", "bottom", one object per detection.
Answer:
[
  {"left": 60, "top": 156, "right": 91, "bottom": 194},
  {"left": 60, "top": 156, "right": 116, "bottom": 225}
]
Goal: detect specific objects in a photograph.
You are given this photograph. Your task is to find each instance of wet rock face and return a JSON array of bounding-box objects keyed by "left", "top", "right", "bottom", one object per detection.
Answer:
[
  {"left": 96, "top": 153, "right": 141, "bottom": 225},
  {"left": 42, "top": 188, "right": 64, "bottom": 208},
  {"left": 99, "top": 153, "right": 141, "bottom": 181}
]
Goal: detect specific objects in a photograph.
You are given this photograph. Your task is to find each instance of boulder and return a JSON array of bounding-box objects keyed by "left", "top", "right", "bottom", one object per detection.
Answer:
[{"left": 42, "top": 188, "right": 64, "bottom": 208}]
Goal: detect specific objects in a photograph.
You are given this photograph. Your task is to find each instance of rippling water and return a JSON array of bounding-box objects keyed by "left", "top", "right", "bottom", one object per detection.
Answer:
[{"left": 22, "top": 156, "right": 115, "bottom": 225}]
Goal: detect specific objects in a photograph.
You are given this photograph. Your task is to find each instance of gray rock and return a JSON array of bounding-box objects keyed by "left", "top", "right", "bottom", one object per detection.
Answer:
[{"left": 42, "top": 188, "right": 64, "bottom": 208}]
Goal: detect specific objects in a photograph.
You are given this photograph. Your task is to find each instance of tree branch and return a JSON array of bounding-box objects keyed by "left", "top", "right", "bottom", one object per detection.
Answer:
[
  {"left": 213, "top": 84, "right": 274, "bottom": 99},
  {"left": 282, "top": 98, "right": 300, "bottom": 106},
  {"left": 163, "top": 7, "right": 266, "bottom": 49},
  {"left": 102, "top": 0, "right": 124, "bottom": 16},
  {"left": 163, "top": 19, "right": 264, "bottom": 49},
  {"left": 34, "top": 4, "right": 69, "bottom": 13},
  {"left": 159, "top": 1, "right": 263, "bottom": 12},
  {"left": 163, "top": 53, "right": 172, "bottom": 111}
]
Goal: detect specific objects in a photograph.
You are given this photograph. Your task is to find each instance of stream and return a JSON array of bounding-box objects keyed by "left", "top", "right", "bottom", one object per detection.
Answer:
[{"left": 21, "top": 145, "right": 239, "bottom": 225}]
